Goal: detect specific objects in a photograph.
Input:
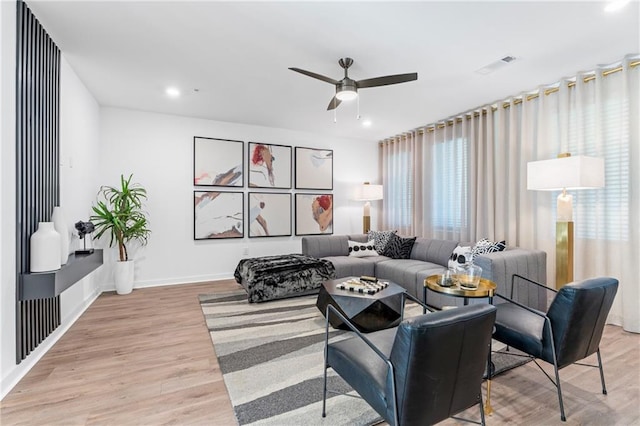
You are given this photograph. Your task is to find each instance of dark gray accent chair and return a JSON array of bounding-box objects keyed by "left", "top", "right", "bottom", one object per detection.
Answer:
[
  {"left": 322, "top": 303, "right": 497, "bottom": 426},
  {"left": 493, "top": 275, "right": 619, "bottom": 421}
]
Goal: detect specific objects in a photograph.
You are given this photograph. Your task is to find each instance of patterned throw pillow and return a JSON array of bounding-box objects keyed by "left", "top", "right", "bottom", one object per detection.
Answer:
[
  {"left": 382, "top": 234, "right": 416, "bottom": 259},
  {"left": 448, "top": 245, "right": 473, "bottom": 269},
  {"left": 348, "top": 240, "right": 379, "bottom": 258},
  {"left": 367, "top": 230, "right": 397, "bottom": 254},
  {"left": 471, "top": 238, "right": 506, "bottom": 261}
]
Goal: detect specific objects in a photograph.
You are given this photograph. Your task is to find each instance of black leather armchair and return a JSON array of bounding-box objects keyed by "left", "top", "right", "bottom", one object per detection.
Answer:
[
  {"left": 493, "top": 275, "right": 619, "bottom": 421},
  {"left": 322, "top": 300, "right": 497, "bottom": 426}
]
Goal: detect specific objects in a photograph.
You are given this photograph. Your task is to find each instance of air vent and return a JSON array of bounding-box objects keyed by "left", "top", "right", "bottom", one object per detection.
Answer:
[{"left": 475, "top": 55, "right": 518, "bottom": 75}]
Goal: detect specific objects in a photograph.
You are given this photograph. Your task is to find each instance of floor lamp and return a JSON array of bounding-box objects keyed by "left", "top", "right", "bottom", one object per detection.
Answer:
[
  {"left": 354, "top": 182, "right": 383, "bottom": 234},
  {"left": 527, "top": 153, "right": 604, "bottom": 288}
]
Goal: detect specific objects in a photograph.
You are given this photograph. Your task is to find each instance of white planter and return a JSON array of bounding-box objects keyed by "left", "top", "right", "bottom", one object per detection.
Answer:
[
  {"left": 114, "top": 260, "right": 134, "bottom": 295},
  {"left": 51, "top": 206, "right": 70, "bottom": 265},
  {"left": 30, "top": 222, "right": 62, "bottom": 272}
]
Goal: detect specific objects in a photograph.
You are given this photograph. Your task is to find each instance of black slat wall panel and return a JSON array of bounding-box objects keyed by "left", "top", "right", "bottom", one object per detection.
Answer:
[{"left": 15, "top": 0, "right": 61, "bottom": 363}]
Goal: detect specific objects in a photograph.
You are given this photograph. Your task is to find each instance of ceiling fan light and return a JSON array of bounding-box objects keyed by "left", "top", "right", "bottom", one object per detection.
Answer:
[{"left": 336, "top": 88, "right": 357, "bottom": 101}]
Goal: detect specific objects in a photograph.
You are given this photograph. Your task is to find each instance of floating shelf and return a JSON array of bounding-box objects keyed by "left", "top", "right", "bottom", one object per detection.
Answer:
[{"left": 19, "top": 249, "right": 103, "bottom": 301}]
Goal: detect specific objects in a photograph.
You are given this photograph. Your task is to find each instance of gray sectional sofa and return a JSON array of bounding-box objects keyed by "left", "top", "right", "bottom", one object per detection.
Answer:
[{"left": 302, "top": 233, "right": 548, "bottom": 310}]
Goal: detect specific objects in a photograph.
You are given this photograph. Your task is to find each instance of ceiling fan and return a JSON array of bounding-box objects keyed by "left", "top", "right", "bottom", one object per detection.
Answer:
[{"left": 289, "top": 58, "right": 418, "bottom": 110}]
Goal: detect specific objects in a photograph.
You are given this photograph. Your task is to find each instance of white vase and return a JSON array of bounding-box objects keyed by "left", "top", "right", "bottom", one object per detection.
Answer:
[
  {"left": 51, "top": 206, "right": 70, "bottom": 265},
  {"left": 114, "top": 260, "right": 134, "bottom": 295},
  {"left": 30, "top": 222, "right": 62, "bottom": 272}
]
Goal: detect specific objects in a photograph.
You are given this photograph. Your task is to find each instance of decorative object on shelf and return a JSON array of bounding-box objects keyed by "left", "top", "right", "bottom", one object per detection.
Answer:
[
  {"left": 527, "top": 153, "right": 605, "bottom": 288},
  {"left": 354, "top": 182, "right": 383, "bottom": 233},
  {"left": 193, "top": 136, "right": 244, "bottom": 187},
  {"left": 91, "top": 174, "right": 151, "bottom": 295},
  {"left": 51, "top": 206, "right": 70, "bottom": 265},
  {"left": 30, "top": 222, "right": 62, "bottom": 272},
  {"left": 74, "top": 221, "right": 95, "bottom": 254}
]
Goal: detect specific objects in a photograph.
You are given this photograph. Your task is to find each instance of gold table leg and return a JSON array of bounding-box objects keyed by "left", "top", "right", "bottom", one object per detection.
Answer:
[{"left": 484, "top": 379, "right": 493, "bottom": 415}]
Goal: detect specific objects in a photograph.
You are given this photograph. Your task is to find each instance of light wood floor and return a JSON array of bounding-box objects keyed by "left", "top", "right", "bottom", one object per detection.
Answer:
[{"left": 1, "top": 280, "right": 639, "bottom": 425}]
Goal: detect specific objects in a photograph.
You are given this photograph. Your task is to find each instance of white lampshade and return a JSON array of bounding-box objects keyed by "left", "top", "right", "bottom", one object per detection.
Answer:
[
  {"left": 527, "top": 155, "right": 605, "bottom": 191},
  {"left": 354, "top": 182, "right": 383, "bottom": 201}
]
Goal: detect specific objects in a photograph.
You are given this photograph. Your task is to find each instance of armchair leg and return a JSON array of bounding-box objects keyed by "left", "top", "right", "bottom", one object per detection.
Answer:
[
  {"left": 478, "top": 392, "right": 486, "bottom": 426},
  {"left": 597, "top": 349, "right": 608, "bottom": 395},
  {"left": 552, "top": 356, "right": 567, "bottom": 422},
  {"left": 322, "top": 314, "right": 330, "bottom": 418}
]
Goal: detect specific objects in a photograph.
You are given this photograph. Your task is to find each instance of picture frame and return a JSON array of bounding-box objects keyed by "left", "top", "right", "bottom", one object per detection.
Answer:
[
  {"left": 294, "top": 147, "right": 333, "bottom": 190},
  {"left": 295, "top": 193, "right": 333, "bottom": 236},
  {"left": 248, "top": 192, "right": 292, "bottom": 238},
  {"left": 193, "top": 137, "right": 244, "bottom": 187},
  {"left": 248, "top": 142, "right": 292, "bottom": 189},
  {"left": 194, "top": 191, "right": 244, "bottom": 240}
]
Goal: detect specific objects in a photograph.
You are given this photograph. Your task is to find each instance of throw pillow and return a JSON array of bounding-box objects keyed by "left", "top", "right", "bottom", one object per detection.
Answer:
[
  {"left": 367, "top": 230, "right": 397, "bottom": 254},
  {"left": 448, "top": 245, "right": 473, "bottom": 269},
  {"left": 382, "top": 234, "right": 416, "bottom": 259},
  {"left": 471, "top": 238, "right": 506, "bottom": 261},
  {"left": 348, "top": 240, "right": 379, "bottom": 258}
]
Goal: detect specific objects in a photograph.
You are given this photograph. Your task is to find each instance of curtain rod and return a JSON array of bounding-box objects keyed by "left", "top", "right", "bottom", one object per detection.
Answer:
[{"left": 380, "top": 59, "right": 640, "bottom": 144}]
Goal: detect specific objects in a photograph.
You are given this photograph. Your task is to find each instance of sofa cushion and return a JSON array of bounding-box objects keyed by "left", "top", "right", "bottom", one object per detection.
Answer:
[
  {"left": 323, "top": 255, "right": 387, "bottom": 278},
  {"left": 471, "top": 238, "right": 506, "bottom": 261},
  {"left": 367, "top": 230, "right": 397, "bottom": 253},
  {"left": 348, "top": 240, "right": 379, "bottom": 257},
  {"left": 410, "top": 238, "right": 459, "bottom": 266},
  {"left": 448, "top": 245, "right": 473, "bottom": 269},
  {"left": 383, "top": 234, "right": 416, "bottom": 259},
  {"left": 375, "top": 259, "right": 445, "bottom": 297}
]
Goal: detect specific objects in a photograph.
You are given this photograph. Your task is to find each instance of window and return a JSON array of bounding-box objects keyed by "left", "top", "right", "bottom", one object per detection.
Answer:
[
  {"left": 431, "top": 137, "right": 468, "bottom": 230},
  {"left": 566, "top": 81, "right": 630, "bottom": 241}
]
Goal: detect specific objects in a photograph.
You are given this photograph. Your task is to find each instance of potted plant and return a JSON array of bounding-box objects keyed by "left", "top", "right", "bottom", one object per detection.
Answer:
[{"left": 91, "top": 174, "right": 151, "bottom": 294}]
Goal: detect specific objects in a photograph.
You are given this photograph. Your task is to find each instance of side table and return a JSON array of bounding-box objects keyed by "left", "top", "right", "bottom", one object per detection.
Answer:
[{"left": 423, "top": 274, "right": 497, "bottom": 416}]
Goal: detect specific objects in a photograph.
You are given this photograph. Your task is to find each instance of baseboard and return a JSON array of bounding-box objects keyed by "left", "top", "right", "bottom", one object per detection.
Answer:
[
  {"left": 0, "top": 287, "right": 101, "bottom": 401},
  {"left": 100, "top": 272, "right": 235, "bottom": 292}
]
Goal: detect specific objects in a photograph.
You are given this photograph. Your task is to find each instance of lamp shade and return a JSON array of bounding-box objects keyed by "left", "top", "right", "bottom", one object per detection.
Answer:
[
  {"left": 354, "top": 183, "right": 383, "bottom": 201},
  {"left": 527, "top": 155, "right": 605, "bottom": 191}
]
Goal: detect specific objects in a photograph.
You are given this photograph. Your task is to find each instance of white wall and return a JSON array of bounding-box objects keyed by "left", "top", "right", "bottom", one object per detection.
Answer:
[
  {"left": 0, "top": 50, "right": 103, "bottom": 398},
  {"left": 99, "top": 108, "right": 380, "bottom": 289},
  {"left": 0, "top": 0, "right": 18, "bottom": 399}
]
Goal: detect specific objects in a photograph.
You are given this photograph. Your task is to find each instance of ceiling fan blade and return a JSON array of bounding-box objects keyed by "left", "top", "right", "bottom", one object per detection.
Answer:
[
  {"left": 327, "top": 96, "right": 342, "bottom": 110},
  {"left": 289, "top": 67, "right": 339, "bottom": 85},
  {"left": 356, "top": 72, "right": 418, "bottom": 89}
]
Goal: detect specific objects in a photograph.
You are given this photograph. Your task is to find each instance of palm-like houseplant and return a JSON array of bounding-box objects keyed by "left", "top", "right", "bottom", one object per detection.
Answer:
[{"left": 91, "top": 174, "right": 150, "bottom": 293}]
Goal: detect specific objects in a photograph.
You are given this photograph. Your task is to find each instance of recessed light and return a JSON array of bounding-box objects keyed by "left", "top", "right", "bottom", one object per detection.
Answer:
[
  {"left": 362, "top": 120, "right": 372, "bottom": 127},
  {"left": 604, "top": 0, "right": 630, "bottom": 12},
  {"left": 165, "top": 87, "right": 181, "bottom": 98}
]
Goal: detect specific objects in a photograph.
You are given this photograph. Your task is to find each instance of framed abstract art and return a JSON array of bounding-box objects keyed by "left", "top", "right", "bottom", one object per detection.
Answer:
[
  {"left": 295, "top": 193, "right": 333, "bottom": 235},
  {"left": 194, "top": 191, "right": 244, "bottom": 239},
  {"left": 248, "top": 192, "right": 292, "bottom": 238},
  {"left": 294, "top": 147, "right": 333, "bottom": 190},
  {"left": 248, "top": 142, "right": 292, "bottom": 189},
  {"left": 193, "top": 137, "right": 244, "bottom": 187}
]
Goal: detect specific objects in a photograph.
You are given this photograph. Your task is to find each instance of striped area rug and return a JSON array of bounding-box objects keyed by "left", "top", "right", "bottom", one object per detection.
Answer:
[
  {"left": 199, "top": 290, "right": 386, "bottom": 425},
  {"left": 199, "top": 290, "right": 529, "bottom": 426}
]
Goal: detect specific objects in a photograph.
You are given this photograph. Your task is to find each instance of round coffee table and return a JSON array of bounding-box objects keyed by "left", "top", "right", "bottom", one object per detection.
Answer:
[
  {"left": 423, "top": 274, "right": 497, "bottom": 310},
  {"left": 316, "top": 277, "right": 406, "bottom": 333}
]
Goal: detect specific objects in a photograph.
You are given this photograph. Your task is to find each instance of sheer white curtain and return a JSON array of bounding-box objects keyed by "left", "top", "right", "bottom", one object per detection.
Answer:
[{"left": 380, "top": 55, "right": 639, "bottom": 332}]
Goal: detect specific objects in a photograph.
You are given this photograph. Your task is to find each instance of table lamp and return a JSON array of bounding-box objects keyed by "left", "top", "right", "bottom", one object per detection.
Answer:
[
  {"left": 527, "top": 153, "right": 604, "bottom": 288},
  {"left": 354, "top": 182, "right": 383, "bottom": 234}
]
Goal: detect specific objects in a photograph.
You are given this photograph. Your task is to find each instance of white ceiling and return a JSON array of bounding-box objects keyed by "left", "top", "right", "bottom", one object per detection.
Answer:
[{"left": 27, "top": 1, "right": 640, "bottom": 142}]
